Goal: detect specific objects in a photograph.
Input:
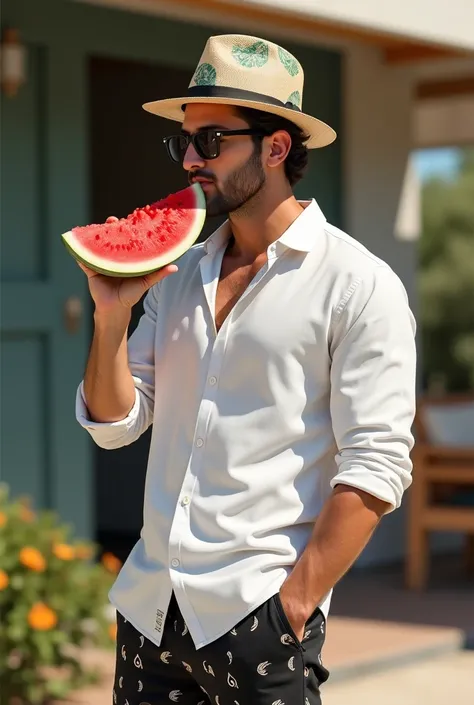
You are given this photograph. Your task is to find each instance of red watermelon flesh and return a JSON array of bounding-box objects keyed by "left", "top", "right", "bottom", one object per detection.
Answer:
[{"left": 62, "top": 183, "right": 206, "bottom": 277}]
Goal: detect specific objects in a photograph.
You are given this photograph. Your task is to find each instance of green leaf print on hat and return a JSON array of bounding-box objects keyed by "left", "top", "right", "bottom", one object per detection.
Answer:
[
  {"left": 287, "top": 90, "right": 301, "bottom": 108},
  {"left": 278, "top": 47, "right": 299, "bottom": 77},
  {"left": 193, "top": 63, "right": 217, "bottom": 86},
  {"left": 232, "top": 41, "right": 269, "bottom": 68}
]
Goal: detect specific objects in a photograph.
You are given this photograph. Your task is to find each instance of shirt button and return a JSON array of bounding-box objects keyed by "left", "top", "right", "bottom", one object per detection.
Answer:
[
  {"left": 171, "top": 558, "right": 180, "bottom": 568},
  {"left": 181, "top": 496, "right": 190, "bottom": 506},
  {"left": 209, "top": 376, "right": 217, "bottom": 386},
  {"left": 196, "top": 438, "right": 204, "bottom": 448}
]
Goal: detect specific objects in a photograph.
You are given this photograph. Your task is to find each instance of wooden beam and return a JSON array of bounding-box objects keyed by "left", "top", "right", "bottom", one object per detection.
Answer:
[
  {"left": 425, "top": 467, "right": 474, "bottom": 483},
  {"left": 158, "top": 0, "right": 466, "bottom": 62},
  {"left": 424, "top": 507, "right": 474, "bottom": 532},
  {"left": 384, "top": 44, "right": 460, "bottom": 64},
  {"left": 417, "top": 76, "right": 474, "bottom": 100}
]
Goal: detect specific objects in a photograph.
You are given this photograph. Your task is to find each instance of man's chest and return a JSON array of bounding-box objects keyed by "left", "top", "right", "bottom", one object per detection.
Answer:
[{"left": 214, "top": 254, "right": 268, "bottom": 333}]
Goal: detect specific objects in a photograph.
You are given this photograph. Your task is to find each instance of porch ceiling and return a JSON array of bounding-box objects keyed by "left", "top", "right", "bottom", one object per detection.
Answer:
[{"left": 74, "top": 0, "right": 474, "bottom": 63}]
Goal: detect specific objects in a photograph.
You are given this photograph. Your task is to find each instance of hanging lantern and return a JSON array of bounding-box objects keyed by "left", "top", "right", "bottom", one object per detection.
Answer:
[{"left": 1, "top": 28, "right": 27, "bottom": 97}]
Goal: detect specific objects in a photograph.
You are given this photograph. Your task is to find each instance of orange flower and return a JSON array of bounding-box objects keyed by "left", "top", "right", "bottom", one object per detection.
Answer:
[
  {"left": 0, "top": 511, "right": 7, "bottom": 528},
  {"left": 0, "top": 570, "right": 9, "bottom": 590},
  {"left": 108, "top": 623, "right": 117, "bottom": 640},
  {"left": 101, "top": 552, "right": 122, "bottom": 574},
  {"left": 19, "top": 506, "right": 35, "bottom": 522},
  {"left": 53, "top": 543, "right": 75, "bottom": 561},
  {"left": 19, "top": 547, "right": 46, "bottom": 572},
  {"left": 76, "top": 544, "right": 93, "bottom": 560},
  {"left": 28, "top": 602, "right": 58, "bottom": 631}
]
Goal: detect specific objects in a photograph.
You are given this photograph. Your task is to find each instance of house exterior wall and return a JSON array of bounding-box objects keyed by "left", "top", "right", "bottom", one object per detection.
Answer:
[
  {"left": 342, "top": 44, "right": 466, "bottom": 565},
  {"left": 342, "top": 44, "right": 418, "bottom": 566}
]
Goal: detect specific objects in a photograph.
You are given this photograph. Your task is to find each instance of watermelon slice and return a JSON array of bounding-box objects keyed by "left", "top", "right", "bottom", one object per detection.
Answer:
[{"left": 62, "top": 183, "right": 206, "bottom": 277}]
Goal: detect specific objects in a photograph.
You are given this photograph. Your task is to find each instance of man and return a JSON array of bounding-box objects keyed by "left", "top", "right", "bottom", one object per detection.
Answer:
[{"left": 76, "top": 34, "right": 417, "bottom": 705}]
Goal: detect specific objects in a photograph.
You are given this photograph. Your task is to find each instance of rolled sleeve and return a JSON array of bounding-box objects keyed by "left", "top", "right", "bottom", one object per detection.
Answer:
[
  {"left": 75, "top": 285, "right": 160, "bottom": 450},
  {"left": 75, "top": 381, "right": 143, "bottom": 450},
  {"left": 329, "top": 267, "right": 417, "bottom": 511}
]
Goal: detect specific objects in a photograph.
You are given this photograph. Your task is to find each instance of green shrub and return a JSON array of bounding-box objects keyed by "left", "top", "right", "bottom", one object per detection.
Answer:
[{"left": 0, "top": 484, "right": 120, "bottom": 704}]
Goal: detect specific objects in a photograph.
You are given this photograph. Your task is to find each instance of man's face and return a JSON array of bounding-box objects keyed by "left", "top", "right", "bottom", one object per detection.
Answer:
[{"left": 181, "top": 103, "right": 266, "bottom": 217}]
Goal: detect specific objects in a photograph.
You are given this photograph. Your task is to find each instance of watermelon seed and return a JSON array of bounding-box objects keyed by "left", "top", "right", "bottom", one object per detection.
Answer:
[{"left": 95, "top": 234, "right": 100, "bottom": 240}]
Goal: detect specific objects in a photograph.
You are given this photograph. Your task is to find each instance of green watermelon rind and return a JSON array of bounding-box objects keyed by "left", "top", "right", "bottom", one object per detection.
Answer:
[{"left": 61, "top": 183, "right": 206, "bottom": 277}]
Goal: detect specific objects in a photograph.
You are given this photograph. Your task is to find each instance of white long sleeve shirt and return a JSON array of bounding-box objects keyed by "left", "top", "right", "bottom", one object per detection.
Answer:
[{"left": 76, "top": 198, "right": 417, "bottom": 650}]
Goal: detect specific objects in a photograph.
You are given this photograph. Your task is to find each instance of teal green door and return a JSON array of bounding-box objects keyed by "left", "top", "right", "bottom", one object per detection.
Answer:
[{"left": 0, "top": 42, "right": 92, "bottom": 538}]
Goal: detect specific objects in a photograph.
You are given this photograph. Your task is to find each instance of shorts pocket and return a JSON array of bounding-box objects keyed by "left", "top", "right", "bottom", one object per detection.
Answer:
[{"left": 272, "top": 593, "right": 304, "bottom": 652}]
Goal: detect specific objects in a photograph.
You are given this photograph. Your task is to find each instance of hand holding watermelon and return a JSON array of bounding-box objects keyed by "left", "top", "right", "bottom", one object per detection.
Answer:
[{"left": 77, "top": 261, "right": 178, "bottom": 312}]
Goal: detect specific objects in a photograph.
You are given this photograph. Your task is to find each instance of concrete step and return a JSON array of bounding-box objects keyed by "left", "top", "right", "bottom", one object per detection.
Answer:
[
  {"left": 323, "top": 615, "right": 465, "bottom": 683},
  {"left": 322, "top": 650, "right": 474, "bottom": 705}
]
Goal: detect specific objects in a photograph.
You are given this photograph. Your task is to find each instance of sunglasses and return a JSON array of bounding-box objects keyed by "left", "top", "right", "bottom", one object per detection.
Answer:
[{"left": 162, "top": 129, "right": 266, "bottom": 163}]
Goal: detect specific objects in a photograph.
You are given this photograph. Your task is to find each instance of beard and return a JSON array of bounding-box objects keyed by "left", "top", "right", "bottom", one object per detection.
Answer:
[{"left": 191, "top": 145, "right": 266, "bottom": 218}]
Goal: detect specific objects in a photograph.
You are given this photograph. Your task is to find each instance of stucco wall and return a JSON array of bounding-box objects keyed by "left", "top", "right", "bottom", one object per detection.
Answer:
[
  {"left": 342, "top": 45, "right": 417, "bottom": 567},
  {"left": 343, "top": 45, "right": 465, "bottom": 567}
]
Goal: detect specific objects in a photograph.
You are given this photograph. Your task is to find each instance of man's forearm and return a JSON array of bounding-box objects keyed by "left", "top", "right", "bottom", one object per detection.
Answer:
[
  {"left": 280, "top": 484, "right": 390, "bottom": 630},
  {"left": 83, "top": 310, "right": 136, "bottom": 423}
]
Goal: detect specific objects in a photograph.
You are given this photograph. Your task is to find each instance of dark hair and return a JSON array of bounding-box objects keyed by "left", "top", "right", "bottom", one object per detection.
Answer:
[{"left": 235, "top": 106, "right": 309, "bottom": 186}]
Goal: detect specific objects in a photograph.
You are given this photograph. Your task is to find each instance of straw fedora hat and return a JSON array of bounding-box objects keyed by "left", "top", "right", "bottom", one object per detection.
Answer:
[{"left": 142, "top": 34, "right": 337, "bottom": 149}]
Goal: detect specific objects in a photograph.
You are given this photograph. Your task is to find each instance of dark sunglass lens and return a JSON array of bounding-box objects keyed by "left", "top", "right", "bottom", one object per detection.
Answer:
[
  {"left": 166, "top": 136, "right": 180, "bottom": 163},
  {"left": 178, "top": 135, "right": 190, "bottom": 160},
  {"left": 195, "top": 131, "right": 219, "bottom": 159},
  {"left": 166, "top": 135, "right": 189, "bottom": 163}
]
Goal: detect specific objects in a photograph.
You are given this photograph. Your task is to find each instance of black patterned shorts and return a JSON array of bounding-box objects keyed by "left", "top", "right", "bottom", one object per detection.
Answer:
[{"left": 113, "top": 591, "right": 329, "bottom": 705}]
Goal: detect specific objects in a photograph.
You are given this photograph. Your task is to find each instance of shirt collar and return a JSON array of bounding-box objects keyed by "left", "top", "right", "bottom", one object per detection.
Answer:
[
  {"left": 203, "top": 198, "right": 327, "bottom": 255},
  {"left": 277, "top": 199, "right": 327, "bottom": 253},
  {"left": 203, "top": 219, "right": 232, "bottom": 255}
]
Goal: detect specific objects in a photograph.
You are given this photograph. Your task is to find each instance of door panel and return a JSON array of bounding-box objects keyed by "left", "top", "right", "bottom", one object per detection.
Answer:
[
  {"left": 0, "top": 46, "right": 51, "bottom": 507},
  {"left": 0, "top": 335, "right": 49, "bottom": 503},
  {"left": 0, "top": 46, "right": 47, "bottom": 281},
  {"left": 0, "top": 42, "right": 92, "bottom": 537}
]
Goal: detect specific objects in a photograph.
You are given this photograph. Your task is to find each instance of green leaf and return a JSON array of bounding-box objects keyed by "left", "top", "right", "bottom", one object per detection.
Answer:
[
  {"left": 193, "top": 63, "right": 217, "bottom": 86},
  {"left": 46, "top": 677, "right": 72, "bottom": 699},
  {"left": 33, "top": 630, "right": 55, "bottom": 664},
  {"left": 232, "top": 41, "right": 269, "bottom": 68},
  {"left": 7, "top": 622, "right": 27, "bottom": 641},
  {"left": 26, "top": 680, "right": 46, "bottom": 704},
  {"left": 278, "top": 47, "right": 299, "bottom": 76},
  {"left": 287, "top": 90, "right": 301, "bottom": 108}
]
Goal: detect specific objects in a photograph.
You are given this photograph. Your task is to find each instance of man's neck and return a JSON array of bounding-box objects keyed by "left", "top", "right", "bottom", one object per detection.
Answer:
[{"left": 227, "top": 185, "right": 304, "bottom": 262}]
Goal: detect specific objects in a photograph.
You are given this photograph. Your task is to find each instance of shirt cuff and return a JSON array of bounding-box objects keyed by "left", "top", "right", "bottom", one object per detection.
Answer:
[
  {"left": 330, "top": 465, "right": 410, "bottom": 513},
  {"left": 75, "top": 381, "right": 141, "bottom": 433}
]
